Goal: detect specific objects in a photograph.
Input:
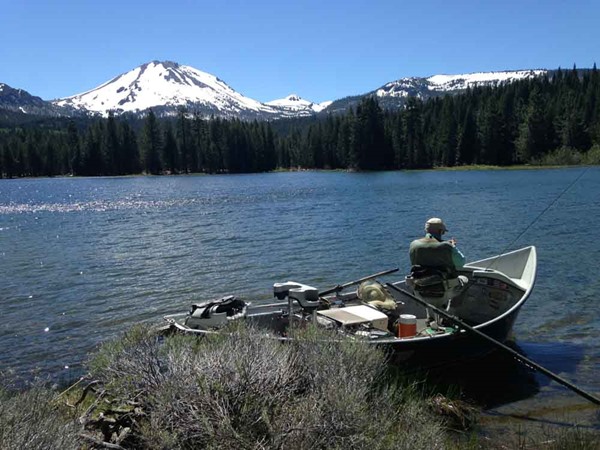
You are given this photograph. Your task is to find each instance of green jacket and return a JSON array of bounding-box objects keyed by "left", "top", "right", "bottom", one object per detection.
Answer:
[{"left": 409, "top": 233, "right": 465, "bottom": 274}]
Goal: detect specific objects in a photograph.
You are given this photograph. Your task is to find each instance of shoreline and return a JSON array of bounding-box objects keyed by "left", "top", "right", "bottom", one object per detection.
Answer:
[{"left": 1, "top": 163, "right": 596, "bottom": 181}]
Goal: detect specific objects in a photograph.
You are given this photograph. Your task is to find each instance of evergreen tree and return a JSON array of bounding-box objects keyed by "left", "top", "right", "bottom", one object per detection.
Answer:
[
  {"left": 478, "top": 99, "right": 506, "bottom": 165},
  {"left": 437, "top": 98, "right": 458, "bottom": 166},
  {"left": 141, "top": 110, "right": 162, "bottom": 174},
  {"left": 390, "top": 113, "right": 406, "bottom": 168},
  {"left": 120, "top": 121, "right": 140, "bottom": 174},
  {"left": 176, "top": 108, "right": 192, "bottom": 173},
  {"left": 516, "top": 86, "right": 549, "bottom": 162},
  {"left": 336, "top": 117, "right": 352, "bottom": 168},
  {"left": 67, "top": 120, "right": 82, "bottom": 175},
  {"left": 82, "top": 123, "right": 104, "bottom": 175},
  {"left": 191, "top": 113, "right": 207, "bottom": 172},
  {"left": 2, "top": 145, "right": 16, "bottom": 178},
  {"left": 456, "top": 106, "right": 478, "bottom": 165},
  {"left": 162, "top": 123, "right": 178, "bottom": 173},
  {"left": 307, "top": 124, "right": 323, "bottom": 168},
  {"left": 403, "top": 97, "right": 427, "bottom": 168},
  {"left": 44, "top": 141, "right": 57, "bottom": 177},
  {"left": 103, "top": 113, "right": 119, "bottom": 175}
]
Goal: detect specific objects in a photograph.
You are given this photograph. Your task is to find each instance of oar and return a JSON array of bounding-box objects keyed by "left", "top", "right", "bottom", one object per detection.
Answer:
[
  {"left": 318, "top": 268, "right": 399, "bottom": 296},
  {"left": 385, "top": 283, "right": 600, "bottom": 406}
]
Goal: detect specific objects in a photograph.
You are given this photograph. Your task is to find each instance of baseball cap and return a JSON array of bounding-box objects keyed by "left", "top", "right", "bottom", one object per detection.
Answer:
[{"left": 425, "top": 217, "right": 448, "bottom": 232}]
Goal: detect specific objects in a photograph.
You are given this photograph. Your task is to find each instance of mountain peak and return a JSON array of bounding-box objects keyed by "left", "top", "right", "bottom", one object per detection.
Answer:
[{"left": 53, "top": 61, "right": 278, "bottom": 118}]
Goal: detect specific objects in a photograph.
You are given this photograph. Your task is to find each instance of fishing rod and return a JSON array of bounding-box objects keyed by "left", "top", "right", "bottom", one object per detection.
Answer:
[
  {"left": 318, "top": 268, "right": 399, "bottom": 296},
  {"left": 385, "top": 282, "right": 600, "bottom": 406}
]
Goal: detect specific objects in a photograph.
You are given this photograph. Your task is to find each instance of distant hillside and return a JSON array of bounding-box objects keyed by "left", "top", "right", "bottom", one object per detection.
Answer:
[
  {"left": 0, "top": 83, "right": 76, "bottom": 118},
  {"left": 325, "top": 70, "right": 548, "bottom": 113}
]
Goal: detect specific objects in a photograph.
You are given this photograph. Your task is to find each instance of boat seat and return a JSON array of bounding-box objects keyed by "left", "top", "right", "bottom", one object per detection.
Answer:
[
  {"left": 405, "top": 266, "right": 468, "bottom": 320},
  {"left": 273, "top": 281, "right": 320, "bottom": 310}
]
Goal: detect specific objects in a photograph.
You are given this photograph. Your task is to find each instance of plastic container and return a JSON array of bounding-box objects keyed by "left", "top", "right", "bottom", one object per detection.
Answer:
[{"left": 398, "top": 314, "right": 417, "bottom": 338}]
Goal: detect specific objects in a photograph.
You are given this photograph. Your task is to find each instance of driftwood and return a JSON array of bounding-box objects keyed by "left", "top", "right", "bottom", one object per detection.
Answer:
[
  {"left": 80, "top": 433, "right": 126, "bottom": 450},
  {"left": 79, "top": 388, "right": 106, "bottom": 425},
  {"left": 54, "top": 375, "right": 89, "bottom": 401},
  {"left": 66, "top": 380, "right": 100, "bottom": 408},
  {"left": 77, "top": 387, "right": 146, "bottom": 449},
  {"left": 427, "top": 394, "right": 478, "bottom": 430}
]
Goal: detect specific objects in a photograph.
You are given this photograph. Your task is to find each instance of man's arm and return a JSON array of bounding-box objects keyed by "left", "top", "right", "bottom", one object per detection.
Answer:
[
  {"left": 451, "top": 246, "right": 466, "bottom": 268},
  {"left": 448, "top": 238, "right": 466, "bottom": 268}
]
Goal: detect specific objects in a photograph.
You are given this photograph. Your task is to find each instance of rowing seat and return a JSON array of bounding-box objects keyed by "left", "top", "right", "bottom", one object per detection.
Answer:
[{"left": 405, "top": 266, "right": 468, "bottom": 323}]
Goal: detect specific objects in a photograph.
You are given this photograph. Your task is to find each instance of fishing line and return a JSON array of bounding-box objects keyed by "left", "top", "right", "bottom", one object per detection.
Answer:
[
  {"left": 495, "top": 166, "right": 590, "bottom": 258},
  {"left": 399, "top": 167, "right": 590, "bottom": 327},
  {"left": 455, "top": 167, "right": 589, "bottom": 297}
]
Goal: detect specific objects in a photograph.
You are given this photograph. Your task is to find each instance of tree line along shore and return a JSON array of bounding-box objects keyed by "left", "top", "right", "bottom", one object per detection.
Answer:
[{"left": 1, "top": 66, "right": 599, "bottom": 179}]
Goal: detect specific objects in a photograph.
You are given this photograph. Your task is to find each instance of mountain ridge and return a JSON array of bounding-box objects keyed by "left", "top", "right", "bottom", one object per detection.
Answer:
[{"left": 1, "top": 61, "right": 558, "bottom": 121}]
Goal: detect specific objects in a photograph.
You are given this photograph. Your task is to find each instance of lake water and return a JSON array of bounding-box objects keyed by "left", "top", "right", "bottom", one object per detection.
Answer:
[{"left": 1, "top": 168, "right": 599, "bottom": 414}]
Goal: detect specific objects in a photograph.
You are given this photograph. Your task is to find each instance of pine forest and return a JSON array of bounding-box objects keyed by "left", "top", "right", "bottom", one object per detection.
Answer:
[{"left": 1, "top": 66, "right": 599, "bottom": 179}]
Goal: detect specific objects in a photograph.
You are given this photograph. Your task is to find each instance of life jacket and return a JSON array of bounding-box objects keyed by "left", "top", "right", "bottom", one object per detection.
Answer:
[{"left": 409, "top": 236, "right": 456, "bottom": 275}]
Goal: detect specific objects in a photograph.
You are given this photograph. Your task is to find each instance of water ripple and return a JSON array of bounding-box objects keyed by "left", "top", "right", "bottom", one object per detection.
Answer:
[{"left": 0, "top": 169, "right": 599, "bottom": 388}]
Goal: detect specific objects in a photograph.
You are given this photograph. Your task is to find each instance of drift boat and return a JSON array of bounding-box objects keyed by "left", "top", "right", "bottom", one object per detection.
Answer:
[{"left": 163, "top": 246, "right": 537, "bottom": 363}]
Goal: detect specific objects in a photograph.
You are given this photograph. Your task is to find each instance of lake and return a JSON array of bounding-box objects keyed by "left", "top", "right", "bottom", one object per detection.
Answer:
[{"left": 1, "top": 168, "right": 599, "bottom": 415}]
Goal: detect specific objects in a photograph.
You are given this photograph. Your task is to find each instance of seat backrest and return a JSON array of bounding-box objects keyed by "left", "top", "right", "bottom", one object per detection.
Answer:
[
  {"left": 407, "top": 266, "right": 452, "bottom": 298},
  {"left": 409, "top": 238, "right": 455, "bottom": 272}
]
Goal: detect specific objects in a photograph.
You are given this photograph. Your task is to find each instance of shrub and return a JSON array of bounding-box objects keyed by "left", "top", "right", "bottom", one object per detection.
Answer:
[
  {"left": 88, "top": 323, "right": 448, "bottom": 449},
  {"left": 582, "top": 144, "right": 600, "bottom": 165},
  {"left": 0, "top": 384, "right": 80, "bottom": 450},
  {"left": 530, "top": 147, "right": 584, "bottom": 166}
]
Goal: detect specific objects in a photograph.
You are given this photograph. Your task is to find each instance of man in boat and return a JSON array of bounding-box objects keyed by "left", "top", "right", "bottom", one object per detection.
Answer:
[
  {"left": 409, "top": 217, "right": 465, "bottom": 272},
  {"left": 408, "top": 218, "right": 467, "bottom": 323}
]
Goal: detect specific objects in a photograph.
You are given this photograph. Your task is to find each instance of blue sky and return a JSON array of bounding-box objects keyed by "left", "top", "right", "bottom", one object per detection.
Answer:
[{"left": 1, "top": 0, "right": 598, "bottom": 103}]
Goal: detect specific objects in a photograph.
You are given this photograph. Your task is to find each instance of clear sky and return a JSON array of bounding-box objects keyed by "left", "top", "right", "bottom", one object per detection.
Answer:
[{"left": 1, "top": 0, "right": 598, "bottom": 103}]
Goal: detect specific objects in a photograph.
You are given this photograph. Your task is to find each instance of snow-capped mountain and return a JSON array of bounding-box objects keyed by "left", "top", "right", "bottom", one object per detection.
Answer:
[
  {"left": 377, "top": 69, "right": 547, "bottom": 98},
  {"left": 326, "top": 69, "right": 548, "bottom": 113},
  {"left": 53, "top": 61, "right": 326, "bottom": 120},
  {"left": 2, "top": 64, "right": 555, "bottom": 122},
  {"left": 266, "top": 94, "right": 332, "bottom": 114}
]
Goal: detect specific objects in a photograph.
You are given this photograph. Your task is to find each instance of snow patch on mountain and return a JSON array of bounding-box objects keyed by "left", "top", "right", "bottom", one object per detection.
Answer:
[
  {"left": 427, "top": 70, "right": 547, "bottom": 91},
  {"left": 376, "top": 70, "right": 548, "bottom": 99},
  {"left": 314, "top": 100, "right": 333, "bottom": 112},
  {"left": 266, "top": 94, "right": 332, "bottom": 113}
]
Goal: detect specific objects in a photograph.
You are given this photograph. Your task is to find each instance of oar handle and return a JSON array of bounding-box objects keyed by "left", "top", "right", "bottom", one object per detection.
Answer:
[
  {"left": 318, "top": 268, "right": 399, "bottom": 296},
  {"left": 385, "top": 283, "right": 600, "bottom": 407}
]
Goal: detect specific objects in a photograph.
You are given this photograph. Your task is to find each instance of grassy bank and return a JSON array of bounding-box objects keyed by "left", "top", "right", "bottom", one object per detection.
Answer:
[
  {"left": 1, "top": 324, "right": 598, "bottom": 449},
  {"left": 437, "top": 146, "right": 600, "bottom": 171}
]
